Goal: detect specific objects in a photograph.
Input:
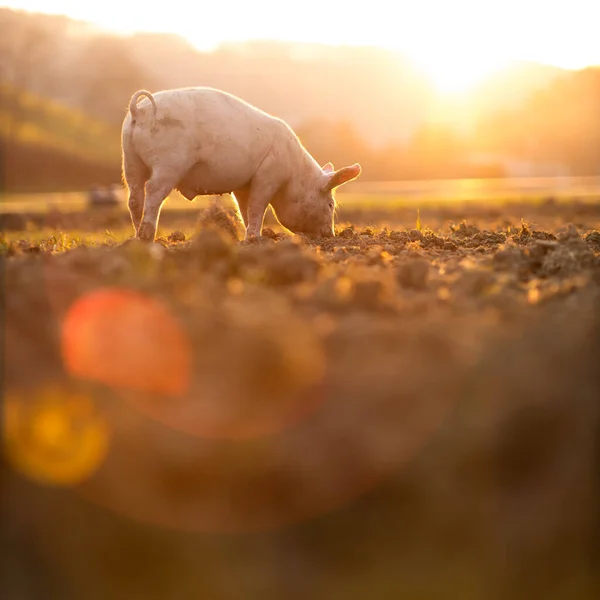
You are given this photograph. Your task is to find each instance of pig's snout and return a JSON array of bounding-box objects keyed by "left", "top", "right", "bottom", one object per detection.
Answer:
[{"left": 321, "top": 227, "right": 335, "bottom": 238}]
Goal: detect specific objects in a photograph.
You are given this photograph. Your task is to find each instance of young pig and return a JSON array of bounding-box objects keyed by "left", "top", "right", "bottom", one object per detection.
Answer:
[{"left": 121, "top": 87, "right": 362, "bottom": 242}]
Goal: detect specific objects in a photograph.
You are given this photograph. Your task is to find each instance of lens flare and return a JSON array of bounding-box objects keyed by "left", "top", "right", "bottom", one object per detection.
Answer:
[
  {"left": 2, "top": 386, "right": 111, "bottom": 486},
  {"left": 75, "top": 384, "right": 453, "bottom": 535},
  {"left": 61, "top": 287, "right": 192, "bottom": 397},
  {"left": 122, "top": 316, "right": 327, "bottom": 441}
]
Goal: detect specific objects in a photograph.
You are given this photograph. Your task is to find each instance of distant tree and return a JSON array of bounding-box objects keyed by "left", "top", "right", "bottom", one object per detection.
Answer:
[
  {"left": 0, "top": 16, "right": 55, "bottom": 197},
  {"left": 474, "top": 67, "right": 600, "bottom": 175},
  {"left": 0, "top": 19, "right": 53, "bottom": 146}
]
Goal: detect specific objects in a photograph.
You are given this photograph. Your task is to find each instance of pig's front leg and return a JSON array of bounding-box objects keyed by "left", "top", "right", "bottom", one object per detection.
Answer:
[
  {"left": 245, "top": 198, "right": 271, "bottom": 240},
  {"left": 244, "top": 158, "right": 283, "bottom": 240}
]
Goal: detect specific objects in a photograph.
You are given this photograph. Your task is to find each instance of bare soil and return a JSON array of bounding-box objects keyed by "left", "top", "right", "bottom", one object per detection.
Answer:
[{"left": 2, "top": 199, "right": 600, "bottom": 600}]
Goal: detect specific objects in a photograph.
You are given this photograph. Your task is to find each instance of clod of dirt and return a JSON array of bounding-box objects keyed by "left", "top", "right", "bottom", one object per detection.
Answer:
[
  {"left": 454, "top": 267, "right": 496, "bottom": 296},
  {"left": 331, "top": 247, "right": 352, "bottom": 262},
  {"left": 362, "top": 226, "right": 377, "bottom": 237},
  {"left": 365, "top": 246, "right": 393, "bottom": 266},
  {"left": 509, "top": 220, "right": 535, "bottom": 244},
  {"left": 492, "top": 241, "right": 550, "bottom": 281},
  {"left": 195, "top": 202, "right": 245, "bottom": 242},
  {"left": 450, "top": 221, "right": 481, "bottom": 238},
  {"left": 530, "top": 230, "right": 557, "bottom": 241},
  {"left": 396, "top": 258, "right": 430, "bottom": 290},
  {"left": 524, "top": 240, "right": 558, "bottom": 267},
  {"left": 263, "top": 240, "right": 321, "bottom": 286},
  {"left": 407, "top": 229, "right": 424, "bottom": 243},
  {"left": 337, "top": 226, "right": 356, "bottom": 239},
  {"left": 167, "top": 231, "right": 186, "bottom": 243},
  {"left": 420, "top": 232, "right": 446, "bottom": 249},
  {"left": 556, "top": 223, "right": 580, "bottom": 242},
  {"left": 539, "top": 235, "right": 597, "bottom": 277},
  {"left": 443, "top": 240, "right": 458, "bottom": 251},
  {"left": 191, "top": 227, "right": 235, "bottom": 267},
  {"left": 261, "top": 227, "right": 288, "bottom": 241},
  {"left": 388, "top": 231, "right": 410, "bottom": 244},
  {"left": 312, "top": 275, "right": 353, "bottom": 311},
  {"left": 584, "top": 230, "right": 600, "bottom": 252},
  {"left": 4, "top": 240, "right": 36, "bottom": 256},
  {"left": 526, "top": 275, "right": 594, "bottom": 307},
  {"left": 351, "top": 279, "right": 390, "bottom": 311},
  {"left": 479, "top": 231, "right": 508, "bottom": 245}
]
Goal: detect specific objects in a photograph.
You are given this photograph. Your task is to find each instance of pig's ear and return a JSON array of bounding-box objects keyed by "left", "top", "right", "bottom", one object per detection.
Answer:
[
  {"left": 322, "top": 162, "right": 335, "bottom": 174},
  {"left": 323, "top": 163, "right": 362, "bottom": 192}
]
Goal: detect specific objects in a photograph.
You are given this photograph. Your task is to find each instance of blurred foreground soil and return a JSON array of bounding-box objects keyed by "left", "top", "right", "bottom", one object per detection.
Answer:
[{"left": 2, "top": 199, "right": 600, "bottom": 599}]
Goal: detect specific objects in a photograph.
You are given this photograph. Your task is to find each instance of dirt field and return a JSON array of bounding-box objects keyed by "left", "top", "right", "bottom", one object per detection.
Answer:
[{"left": 2, "top": 197, "right": 600, "bottom": 599}]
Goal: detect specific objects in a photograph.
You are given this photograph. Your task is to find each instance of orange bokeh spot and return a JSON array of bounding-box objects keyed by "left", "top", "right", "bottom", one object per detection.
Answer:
[
  {"left": 61, "top": 287, "right": 191, "bottom": 396},
  {"left": 3, "top": 386, "right": 111, "bottom": 486}
]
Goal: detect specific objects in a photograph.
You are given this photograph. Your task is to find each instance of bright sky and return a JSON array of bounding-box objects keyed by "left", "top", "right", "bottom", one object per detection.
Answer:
[{"left": 3, "top": 0, "right": 600, "bottom": 93}]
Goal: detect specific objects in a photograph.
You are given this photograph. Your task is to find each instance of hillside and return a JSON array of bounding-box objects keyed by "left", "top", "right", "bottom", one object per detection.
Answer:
[{"left": 0, "top": 85, "right": 121, "bottom": 193}]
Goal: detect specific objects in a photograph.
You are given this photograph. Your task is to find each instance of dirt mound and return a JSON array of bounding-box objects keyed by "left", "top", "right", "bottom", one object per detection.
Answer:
[{"left": 194, "top": 201, "right": 246, "bottom": 242}]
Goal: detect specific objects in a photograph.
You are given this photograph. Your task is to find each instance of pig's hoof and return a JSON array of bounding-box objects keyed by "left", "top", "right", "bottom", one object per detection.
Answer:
[
  {"left": 118, "top": 238, "right": 132, "bottom": 247},
  {"left": 119, "top": 237, "right": 161, "bottom": 251},
  {"left": 119, "top": 237, "right": 145, "bottom": 248},
  {"left": 137, "top": 222, "right": 157, "bottom": 242},
  {"left": 241, "top": 234, "right": 260, "bottom": 245}
]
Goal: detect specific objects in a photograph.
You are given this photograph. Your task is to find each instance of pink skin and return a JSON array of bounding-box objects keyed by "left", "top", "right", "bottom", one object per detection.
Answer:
[{"left": 121, "top": 87, "right": 362, "bottom": 242}]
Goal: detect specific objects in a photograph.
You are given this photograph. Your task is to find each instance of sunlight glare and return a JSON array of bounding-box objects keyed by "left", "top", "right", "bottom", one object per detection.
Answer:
[
  {"left": 407, "top": 48, "right": 512, "bottom": 95},
  {"left": 3, "top": 0, "right": 600, "bottom": 76}
]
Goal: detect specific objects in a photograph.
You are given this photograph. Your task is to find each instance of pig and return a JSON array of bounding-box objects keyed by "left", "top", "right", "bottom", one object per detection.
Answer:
[{"left": 121, "top": 87, "right": 362, "bottom": 242}]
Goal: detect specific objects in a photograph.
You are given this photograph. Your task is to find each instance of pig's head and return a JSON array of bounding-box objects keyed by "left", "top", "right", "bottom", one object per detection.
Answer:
[{"left": 274, "top": 162, "right": 362, "bottom": 238}]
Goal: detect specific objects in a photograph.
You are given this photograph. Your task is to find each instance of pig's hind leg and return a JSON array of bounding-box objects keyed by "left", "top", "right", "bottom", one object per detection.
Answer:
[
  {"left": 122, "top": 152, "right": 150, "bottom": 235},
  {"left": 137, "top": 164, "right": 191, "bottom": 242},
  {"left": 231, "top": 188, "right": 249, "bottom": 227}
]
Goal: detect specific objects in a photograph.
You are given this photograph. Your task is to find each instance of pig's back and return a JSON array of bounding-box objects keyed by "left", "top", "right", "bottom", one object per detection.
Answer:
[
  {"left": 132, "top": 87, "right": 285, "bottom": 188},
  {"left": 152, "top": 86, "right": 280, "bottom": 145}
]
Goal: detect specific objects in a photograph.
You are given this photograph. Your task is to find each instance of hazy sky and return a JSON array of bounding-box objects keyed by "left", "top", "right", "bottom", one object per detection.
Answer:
[{"left": 3, "top": 0, "right": 600, "bottom": 92}]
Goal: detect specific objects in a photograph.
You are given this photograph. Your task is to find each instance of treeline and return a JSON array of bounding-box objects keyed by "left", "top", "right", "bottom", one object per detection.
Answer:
[
  {"left": 300, "top": 62, "right": 600, "bottom": 179},
  {"left": 473, "top": 67, "right": 600, "bottom": 175}
]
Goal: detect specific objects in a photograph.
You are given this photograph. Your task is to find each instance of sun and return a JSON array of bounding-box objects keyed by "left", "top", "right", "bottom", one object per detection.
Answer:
[{"left": 408, "top": 49, "right": 512, "bottom": 95}]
